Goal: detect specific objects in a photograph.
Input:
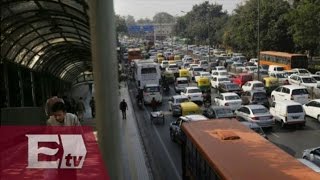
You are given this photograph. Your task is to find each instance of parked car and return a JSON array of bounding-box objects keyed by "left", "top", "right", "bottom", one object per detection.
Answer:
[
  {"left": 270, "top": 100, "right": 305, "bottom": 128},
  {"left": 241, "top": 90, "right": 269, "bottom": 107},
  {"left": 169, "top": 114, "right": 208, "bottom": 143},
  {"left": 231, "top": 73, "right": 253, "bottom": 87},
  {"left": 242, "top": 80, "right": 265, "bottom": 92},
  {"left": 181, "top": 87, "right": 203, "bottom": 105},
  {"left": 214, "top": 93, "right": 242, "bottom": 111},
  {"left": 174, "top": 77, "right": 189, "bottom": 93},
  {"left": 203, "top": 106, "right": 235, "bottom": 119},
  {"left": 240, "top": 121, "right": 268, "bottom": 139},
  {"left": 211, "top": 76, "right": 231, "bottom": 88},
  {"left": 271, "top": 85, "right": 309, "bottom": 104},
  {"left": 168, "top": 95, "right": 190, "bottom": 116},
  {"left": 235, "top": 105, "right": 274, "bottom": 128},
  {"left": 303, "top": 147, "right": 320, "bottom": 167},
  {"left": 218, "top": 82, "right": 242, "bottom": 95},
  {"left": 288, "top": 74, "right": 319, "bottom": 88},
  {"left": 303, "top": 99, "right": 320, "bottom": 122}
]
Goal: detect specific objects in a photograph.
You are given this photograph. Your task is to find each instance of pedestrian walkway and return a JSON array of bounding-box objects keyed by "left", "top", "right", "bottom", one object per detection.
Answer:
[{"left": 72, "top": 82, "right": 151, "bottom": 180}]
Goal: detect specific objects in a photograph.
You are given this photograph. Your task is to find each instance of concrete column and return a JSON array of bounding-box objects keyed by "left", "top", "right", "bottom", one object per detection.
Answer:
[
  {"left": 3, "top": 63, "right": 10, "bottom": 107},
  {"left": 17, "top": 68, "right": 24, "bottom": 106},
  {"left": 89, "top": 1, "right": 122, "bottom": 179},
  {"left": 30, "top": 71, "right": 36, "bottom": 106}
]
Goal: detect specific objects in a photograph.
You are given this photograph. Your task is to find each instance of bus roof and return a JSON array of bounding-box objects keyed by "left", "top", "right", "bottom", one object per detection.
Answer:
[
  {"left": 181, "top": 120, "right": 320, "bottom": 180},
  {"left": 260, "top": 51, "right": 306, "bottom": 57}
]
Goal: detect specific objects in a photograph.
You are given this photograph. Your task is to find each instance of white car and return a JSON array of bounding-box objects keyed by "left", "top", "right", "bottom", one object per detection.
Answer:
[
  {"left": 161, "top": 60, "right": 169, "bottom": 69},
  {"left": 269, "top": 71, "right": 289, "bottom": 85},
  {"left": 243, "top": 66, "right": 258, "bottom": 73},
  {"left": 211, "top": 66, "right": 226, "bottom": 72},
  {"left": 166, "top": 64, "right": 179, "bottom": 74},
  {"left": 168, "top": 95, "right": 189, "bottom": 115},
  {"left": 291, "top": 68, "right": 311, "bottom": 76},
  {"left": 271, "top": 85, "right": 309, "bottom": 104},
  {"left": 303, "top": 99, "right": 320, "bottom": 122},
  {"left": 242, "top": 80, "right": 265, "bottom": 92},
  {"left": 311, "top": 75, "right": 320, "bottom": 84},
  {"left": 249, "top": 58, "right": 258, "bottom": 66},
  {"left": 235, "top": 105, "right": 274, "bottom": 128},
  {"left": 214, "top": 93, "right": 242, "bottom": 111},
  {"left": 211, "top": 76, "right": 231, "bottom": 88},
  {"left": 288, "top": 74, "right": 319, "bottom": 88},
  {"left": 211, "top": 70, "right": 229, "bottom": 77},
  {"left": 181, "top": 87, "right": 203, "bottom": 104},
  {"left": 199, "top": 60, "right": 209, "bottom": 71},
  {"left": 189, "top": 66, "right": 204, "bottom": 81}
]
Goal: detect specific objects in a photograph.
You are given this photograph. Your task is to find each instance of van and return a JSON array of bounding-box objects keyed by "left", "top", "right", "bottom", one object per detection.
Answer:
[
  {"left": 270, "top": 100, "right": 306, "bottom": 128},
  {"left": 174, "top": 77, "right": 189, "bottom": 93},
  {"left": 143, "top": 84, "right": 162, "bottom": 104},
  {"left": 271, "top": 85, "right": 309, "bottom": 104},
  {"left": 268, "top": 65, "right": 284, "bottom": 72}
]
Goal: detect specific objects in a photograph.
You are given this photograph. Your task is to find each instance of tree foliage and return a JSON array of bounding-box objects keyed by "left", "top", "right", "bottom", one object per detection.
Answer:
[
  {"left": 153, "top": 12, "right": 175, "bottom": 24},
  {"left": 115, "top": 15, "right": 127, "bottom": 34},
  {"left": 174, "top": 1, "right": 228, "bottom": 45},
  {"left": 136, "top": 18, "right": 153, "bottom": 24},
  {"left": 287, "top": 0, "right": 320, "bottom": 56},
  {"left": 223, "top": 0, "right": 293, "bottom": 57}
]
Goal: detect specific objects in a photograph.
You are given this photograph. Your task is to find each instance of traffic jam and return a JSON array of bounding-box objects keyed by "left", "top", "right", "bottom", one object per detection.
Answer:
[{"left": 120, "top": 39, "right": 320, "bottom": 173}]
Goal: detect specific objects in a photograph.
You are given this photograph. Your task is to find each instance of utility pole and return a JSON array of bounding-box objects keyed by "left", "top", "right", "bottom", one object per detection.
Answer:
[{"left": 257, "top": 0, "right": 261, "bottom": 80}]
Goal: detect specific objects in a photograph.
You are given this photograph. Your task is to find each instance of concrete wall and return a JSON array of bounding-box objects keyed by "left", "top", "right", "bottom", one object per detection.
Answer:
[{"left": 1, "top": 107, "right": 47, "bottom": 125}]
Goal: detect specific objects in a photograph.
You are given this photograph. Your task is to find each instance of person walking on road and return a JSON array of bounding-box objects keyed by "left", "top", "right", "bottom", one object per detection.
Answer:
[
  {"left": 76, "top": 97, "right": 86, "bottom": 121},
  {"left": 89, "top": 97, "right": 96, "bottom": 118},
  {"left": 119, "top": 99, "right": 128, "bottom": 119}
]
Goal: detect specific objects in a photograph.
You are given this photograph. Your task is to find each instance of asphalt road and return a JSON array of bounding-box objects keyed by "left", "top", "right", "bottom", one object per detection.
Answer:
[{"left": 128, "top": 80, "right": 320, "bottom": 179}]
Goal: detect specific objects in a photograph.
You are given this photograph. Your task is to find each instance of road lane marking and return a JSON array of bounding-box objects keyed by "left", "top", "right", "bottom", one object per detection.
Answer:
[
  {"left": 271, "top": 133, "right": 280, "bottom": 138},
  {"left": 143, "top": 108, "right": 182, "bottom": 180}
]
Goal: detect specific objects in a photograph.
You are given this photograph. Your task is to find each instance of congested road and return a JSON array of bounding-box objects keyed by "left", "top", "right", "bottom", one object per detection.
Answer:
[{"left": 128, "top": 76, "right": 320, "bottom": 179}]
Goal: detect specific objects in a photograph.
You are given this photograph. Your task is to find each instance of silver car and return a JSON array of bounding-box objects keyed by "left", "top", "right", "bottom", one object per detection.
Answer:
[
  {"left": 235, "top": 105, "right": 274, "bottom": 128},
  {"left": 303, "top": 147, "right": 320, "bottom": 167},
  {"left": 168, "top": 95, "right": 190, "bottom": 116}
]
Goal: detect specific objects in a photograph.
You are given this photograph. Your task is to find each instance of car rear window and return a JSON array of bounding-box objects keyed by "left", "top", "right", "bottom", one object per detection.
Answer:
[
  {"left": 215, "top": 108, "right": 233, "bottom": 116},
  {"left": 252, "top": 108, "right": 268, "bottom": 114},
  {"left": 253, "top": 83, "right": 264, "bottom": 88},
  {"left": 287, "top": 105, "right": 303, "bottom": 113},
  {"left": 169, "top": 65, "right": 178, "bottom": 69},
  {"left": 253, "top": 92, "right": 267, "bottom": 98},
  {"left": 194, "top": 67, "right": 204, "bottom": 71},
  {"left": 141, "top": 68, "right": 157, "bottom": 74},
  {"left": 225, "top": 95, "right": 240, "bottom": 100},
  {"left": 177, "top": 80, "right": 188, "bottom": 84},
  {"left": 227, "top": 84, "right": 240, "bottom": 90},
  {"left": 177, "top": 98, "right": 189, "bottom": 103},
  {"left": 219, "top": 78, "right": 230, "bottom": 82},
  {"left": 292, "top": 89, "right": 308, "bottom": 95},
  {"left": 188, "top": 89, "right": 201, "bottom": 93}
]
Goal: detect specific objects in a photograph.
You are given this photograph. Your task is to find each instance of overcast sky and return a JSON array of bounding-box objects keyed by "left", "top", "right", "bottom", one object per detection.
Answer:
[{"left": 114, "top": 0, "right": 246, "bottom": 19}]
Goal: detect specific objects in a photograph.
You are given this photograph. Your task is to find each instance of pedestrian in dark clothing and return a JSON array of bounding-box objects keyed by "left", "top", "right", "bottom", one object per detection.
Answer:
[
  {"left": 150, "top": 97, "right": 157, "bottom": 112},
  {"left": 89, "top": 97, "right": 96, "bottom": 118},
  {"left": 76, "top": 97, "right": 86, "bottom": 121},
  {"left": 119, "top": 99, "right": 128, "bottom": 119}
]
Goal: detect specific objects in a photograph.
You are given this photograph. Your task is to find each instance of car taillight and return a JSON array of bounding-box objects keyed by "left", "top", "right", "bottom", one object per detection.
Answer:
[{"left": 225, "top": 103, "right": 229, "bottom": 106}]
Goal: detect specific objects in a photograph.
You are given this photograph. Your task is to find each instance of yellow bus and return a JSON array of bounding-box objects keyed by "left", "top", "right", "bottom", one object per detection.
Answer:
[
  {"left": 181, "top": 119, "right": 320, "bottom": 180},
  {"left": 128, "top": 48, "right": 142, "bottom": 62},
  {"left": 260, "top": 51, "right": 308, "bottom": 70}
]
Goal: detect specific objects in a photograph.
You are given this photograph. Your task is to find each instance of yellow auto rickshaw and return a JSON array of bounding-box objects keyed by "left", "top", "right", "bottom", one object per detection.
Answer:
[
  {"left": 162, "top": 70, "right": 175, "bottom": 83},
  {"left": 197, "top": 77, "right": 211, "bottom": 93},
  {"left": 179, "top": 69, "right": 189, "bottom": 80},
  {"left": 174, "top": 55, "right": 181, "bottom": 60},
  {"left": 180, "top": 102, "right": 201, "bottom": 116},
  {"left": 263, "top": 77, "right": 279, "bottom": 95},
  {"left": 157, "top": 57, "right": 164, "bottom": 63}
]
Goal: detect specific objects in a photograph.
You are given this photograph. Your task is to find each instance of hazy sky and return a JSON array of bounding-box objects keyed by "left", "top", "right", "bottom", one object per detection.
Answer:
[{"left": 114, "top": 0, "right": 246, "bottom": 19}]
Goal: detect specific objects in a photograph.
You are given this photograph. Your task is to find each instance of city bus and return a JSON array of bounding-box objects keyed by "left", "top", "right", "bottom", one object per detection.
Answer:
[
  {"left": 181, "top": 119, "right": 320, "bottom": 180},
  {"left": 128, "top": 48, "right": 142, "bottom": 62},
  {"left": 260, "top": 51, "right": 308, "bottom": 70},
  {"left": 133, "top": 59, "right": 161, "bottom": 89}
]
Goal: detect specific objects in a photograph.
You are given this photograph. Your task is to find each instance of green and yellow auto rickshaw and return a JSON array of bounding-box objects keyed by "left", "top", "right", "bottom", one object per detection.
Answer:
[
  {"left": 179, "top": 69, "right": 189, "bottom": 81},
  {"left": 162, "top": 70, "right": 175, "bottom": 83},
  {"left": 263, "top": 77, "right": 279, "bottom": 95},
  {"left": 197, "top": 77, "right": 211, "bottom": 93}
]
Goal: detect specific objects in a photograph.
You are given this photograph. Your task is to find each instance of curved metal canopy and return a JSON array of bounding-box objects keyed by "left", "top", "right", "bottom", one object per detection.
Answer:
[{"left": 1, "top": 0, "right": 91, "bottom": 81}]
